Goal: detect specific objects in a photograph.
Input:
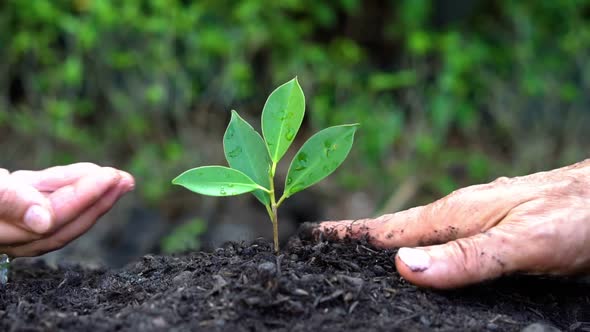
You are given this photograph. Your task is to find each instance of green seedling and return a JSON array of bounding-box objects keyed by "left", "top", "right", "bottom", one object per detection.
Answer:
[{"left": 172, "top": 78, "right": 358, "bottom": 253}]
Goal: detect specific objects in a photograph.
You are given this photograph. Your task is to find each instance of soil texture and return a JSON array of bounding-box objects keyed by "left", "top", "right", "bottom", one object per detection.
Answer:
[{"left": 0, "top": 234, "right": 588, "bottom": 331}]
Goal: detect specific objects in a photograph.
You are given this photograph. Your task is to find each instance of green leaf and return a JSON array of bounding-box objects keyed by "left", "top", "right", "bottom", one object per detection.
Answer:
[
  {"left": 224, "top": 110, "right": 271, "bottom": 205},
  {"left": 262, "top": 77, "right": 305, "bottom": 163},
  {"left": 172, "top": 166, "right": 265, "bottom": 196},
  {"left": 284, "top": 124, "right": 358, "bottom": 197}
]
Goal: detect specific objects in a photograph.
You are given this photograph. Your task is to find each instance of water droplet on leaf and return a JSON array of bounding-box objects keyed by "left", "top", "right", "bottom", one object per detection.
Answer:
[
  {"left": 287, "top": 177, "right": 293, "bottom": 185},
  {"left": 323, "top": 140, "right": 338, "bottom": 158},
  {"left": 228, "top": 146, "right": 242, "bottom": 158},
  {"left": 226, "top": 127, "right": 235, "bottom": 139},
  {"left": 285, "top": 128, "right": 295, "bottom": 141},
  {"left": 294, "top": 152, "right": 308, "bottom": 171}
]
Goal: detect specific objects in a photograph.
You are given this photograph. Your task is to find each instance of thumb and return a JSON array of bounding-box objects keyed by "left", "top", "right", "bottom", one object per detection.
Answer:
[
  {"left": 0, "top": 178, "right": 54, "bottom": 234},
  {"left": 395, "top": 229, "right": 517, "bottom": 289}
]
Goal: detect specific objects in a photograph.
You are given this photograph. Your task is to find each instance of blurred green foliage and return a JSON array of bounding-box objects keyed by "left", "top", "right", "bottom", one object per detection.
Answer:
[
  {"left": 1, "top": 0, "right": 589, "bottom": 209},
  {"left": 161, "top": 218, "right": 206, "bottom": 254}
]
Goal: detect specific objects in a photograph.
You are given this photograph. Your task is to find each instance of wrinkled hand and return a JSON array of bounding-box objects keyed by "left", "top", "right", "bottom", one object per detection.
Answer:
[
  {"left": 0, "top": 163, "right": 134, "bottom": 257},
  {"left": 316, "top": 159, "right": 590, "bottom": 289}
]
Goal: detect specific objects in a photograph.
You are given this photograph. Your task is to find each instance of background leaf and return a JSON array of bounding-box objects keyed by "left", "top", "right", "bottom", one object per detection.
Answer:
[
  {"left": 285, "top": 124, "right": 358, "bottom": 197},
  {"left": 172, "top": 166, "right": 262, "bottom": 196},
  {"left": 223, "top": 110, "right": 271, "bottom": 205},
  {"left": 161, "top": 218, "right": 207, "bottom": 254},
  {"left": 262, "top": 77, "right": 305, "bottom": 163}
]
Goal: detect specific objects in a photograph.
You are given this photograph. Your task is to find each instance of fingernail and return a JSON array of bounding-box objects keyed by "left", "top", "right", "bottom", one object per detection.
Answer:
[
  {"left": 398, "top": 247, "right": 431, "bottom": 272},
  {"left": 103, "top": 168, "right": 120, "bottom": 183},
  {"left": 117, "top": 172, "right": 135, "bottom": 192},
  {"left": 24, "top": 205, "right": 52, "bottom": 233}
]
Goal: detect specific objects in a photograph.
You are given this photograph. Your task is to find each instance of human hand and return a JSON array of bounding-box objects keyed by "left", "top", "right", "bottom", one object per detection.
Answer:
[
  {"left": 315, "top": 159, "right": 590, "bottom": 289},
  {"left": 0, "top": 163, "right": 134, "bottom": 257}
]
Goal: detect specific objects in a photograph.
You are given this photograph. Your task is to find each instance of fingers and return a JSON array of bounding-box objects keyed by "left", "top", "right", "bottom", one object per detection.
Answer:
[
  {"left": 10, "top": 163, "right": 101, "bottom": 192},
  {"left": 0, "top": 169, "right": 9, "bottom": 177},
  {"left": 1, "top": 179, "right": 133, "bottom": 257},
  {"left": 316, "top": 181, "right": 536, "bottom": 248},
  {"left": 394, "top": 225, "right": 529, "bottom": 289},
  {"left": 47, "top": 167, "right": 121, "bottom": 233},
  {"left": 0, "top": 178, "right": 54, "bottom": 234},
  {"left": 117, "top": 170, "right": 135, "bottom": 192},
  {"left": 0, "top": 222, "right": 42, "bottom": 246},
  {"left": 317, "top": 207, "right": 425, "bottom": 248}
]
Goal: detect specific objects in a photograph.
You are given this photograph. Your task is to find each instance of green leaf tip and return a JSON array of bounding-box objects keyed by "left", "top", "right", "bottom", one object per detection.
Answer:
[{"left": 262, "top": 77, "right": 305, "bottom": 163}]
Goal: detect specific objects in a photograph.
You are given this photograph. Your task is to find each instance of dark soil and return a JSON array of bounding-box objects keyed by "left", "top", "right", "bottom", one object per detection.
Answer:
[{"left": 1, "top": 233, "right": 589, "bottom": 331}]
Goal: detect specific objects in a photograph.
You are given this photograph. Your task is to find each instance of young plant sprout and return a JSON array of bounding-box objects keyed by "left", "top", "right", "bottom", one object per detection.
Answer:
[{"left": 172, "top": 78, "right": 358, "bottom": 253}]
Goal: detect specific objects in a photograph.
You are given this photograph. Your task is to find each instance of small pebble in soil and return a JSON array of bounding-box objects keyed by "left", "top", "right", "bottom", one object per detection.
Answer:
[
  {"left": 420, "top": 315, "right": 432, "bottom": 327},
  {"left": 257, "top": 262, "right": 277, "bottom": 278},
  {"left": 373, "top": 265, "right": 386, "bottom": 276},
  {"left": 172, "top": 271, "right": 193, "bottom": 286},
  {"left": 0, "top": 254, "right": 9, "bottom": 285},
  {"left": 486, "top": 323, "right": 499, "bottom": 330},
  {"left": 520, "top": 322, "right": 561, "bottom": 332}
]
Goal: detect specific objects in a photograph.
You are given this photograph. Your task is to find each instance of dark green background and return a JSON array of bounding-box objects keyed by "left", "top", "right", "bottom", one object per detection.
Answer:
[{"left": 1, "top": 0, "right": 589, "bottom": 258}]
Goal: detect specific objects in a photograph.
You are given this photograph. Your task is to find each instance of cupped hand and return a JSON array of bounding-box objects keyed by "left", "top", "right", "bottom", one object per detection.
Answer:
[
  {"left": 316, "top": 159, "right": 590, "bottom": 289},
  {"left": 0, "top": 163, "right": 135, "bottom": 257}
]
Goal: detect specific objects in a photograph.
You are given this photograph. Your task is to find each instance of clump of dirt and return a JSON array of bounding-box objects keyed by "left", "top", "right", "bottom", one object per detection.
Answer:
[{"left": 0, "top": 234, "right": 588, "bottom": 331}]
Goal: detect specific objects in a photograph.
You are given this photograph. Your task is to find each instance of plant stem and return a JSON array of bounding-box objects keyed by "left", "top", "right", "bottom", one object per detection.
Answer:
[
  {"left": 276, "top": 194, "right": 287, "bottom": 208},
  {"left": 270, "top": 203, "right": 279, "bottom": 253},
  {"left": 268, "top": 162, "right": 280, "bottom": 253}
]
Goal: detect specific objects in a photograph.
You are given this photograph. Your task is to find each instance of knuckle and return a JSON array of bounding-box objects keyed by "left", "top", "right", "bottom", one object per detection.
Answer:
[
  {"left": 430, "top": 187, "right": 473, "bottom": 213},
  {"left": 541, "top": 175, "right": 587, "bottom": 197},
  {"left": 74, "top": 162, "right": 100, "bottom": 170},
  {"left": 101, "top": 167, "right": 122, "bottom": 183},
  {"left": 492, "top": 176, "right": 511, "bottom": 185},
  {"left": 447, "top": 238, "right": 482, "bottom": 273},
  {"left": 0, "top": 185, "right": 16, "bottom": 206}
]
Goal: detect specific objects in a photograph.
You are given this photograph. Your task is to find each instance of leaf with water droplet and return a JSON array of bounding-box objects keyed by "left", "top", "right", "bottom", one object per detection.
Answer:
[
  {"left": 284, "top": 124, "right": 358, "bottom": 197},
  {"left": 285, "top": 127, "right": 295, "bottom": 141},
  {"left": 227, "top": 146, "right": 243, "bottom": 158},
  {"left": 262, "top": 77, "right": 305, "bottom": 163},
  {"left": 172, "top": 166, "right": 264, "bottom": 197},
  {"left": 224, "top": 110, "right": 271, "bottom": 205},
  {"left": 226, "top": 127, "right": 235, "bottom": 139},
  {"left": 293, "top": 152, "right": 308, "bottom": 171}
]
